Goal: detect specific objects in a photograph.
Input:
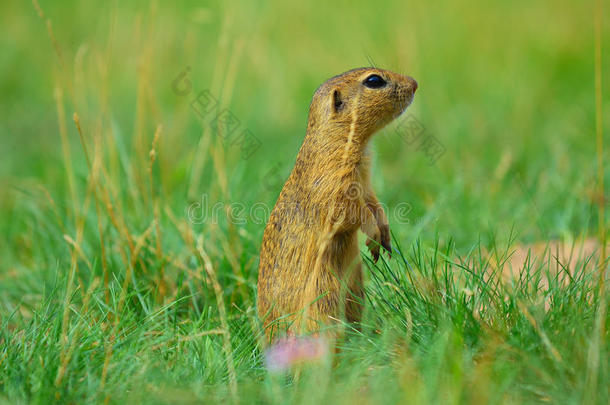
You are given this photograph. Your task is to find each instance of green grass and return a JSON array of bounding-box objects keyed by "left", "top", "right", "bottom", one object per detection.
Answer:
[{"left": 0, "top": 0, "right": 608, "bottom": 403}]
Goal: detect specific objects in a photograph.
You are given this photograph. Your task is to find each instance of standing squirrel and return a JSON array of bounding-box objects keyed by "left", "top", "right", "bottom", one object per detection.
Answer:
[{"left": 257, "top": 68, "right": 418, "bottom": 339}]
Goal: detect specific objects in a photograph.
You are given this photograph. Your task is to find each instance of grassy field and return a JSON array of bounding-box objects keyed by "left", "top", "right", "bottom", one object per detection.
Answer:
[{"left": 0, "top": 0, "right": 608, "bottom": 403}]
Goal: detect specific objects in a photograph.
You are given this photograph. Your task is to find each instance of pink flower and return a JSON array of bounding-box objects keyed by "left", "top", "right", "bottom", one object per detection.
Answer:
[{"left": 264, "top": 336, "right": 329, "bottom": 372}]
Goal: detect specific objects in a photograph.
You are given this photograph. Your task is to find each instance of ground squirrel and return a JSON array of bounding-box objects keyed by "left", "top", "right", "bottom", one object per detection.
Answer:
[{"left": 257, "top": 67, "right": 418, "bottom": 339}]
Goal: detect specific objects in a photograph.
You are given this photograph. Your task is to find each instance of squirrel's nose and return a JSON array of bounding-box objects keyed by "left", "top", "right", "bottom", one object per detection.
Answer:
[{"left": 408, "top": 77, "right": 418, "bottom": 92}]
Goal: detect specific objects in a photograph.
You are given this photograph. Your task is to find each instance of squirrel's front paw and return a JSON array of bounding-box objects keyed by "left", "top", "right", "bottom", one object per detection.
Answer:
[
  {"left": 366, "top": 237, "right": 380, "bottom": 262},
  {"left": 379, "top": 224, "right": 392, "bottom": 258},
  {"left": 365, "top": 225, "right": 381, "bottom": 262}
]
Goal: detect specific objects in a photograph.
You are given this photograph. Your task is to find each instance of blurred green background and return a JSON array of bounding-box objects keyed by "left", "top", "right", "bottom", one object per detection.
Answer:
[
  {"left": 0, "top": 0, "right": 608, "bottom": 403},
  {"left": 1, "top": 0, "right": 607, "bottom": 251}
]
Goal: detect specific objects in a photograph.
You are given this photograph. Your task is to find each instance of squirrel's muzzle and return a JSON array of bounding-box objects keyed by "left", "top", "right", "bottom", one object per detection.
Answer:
[{"left": 408, "top": 77, "right": 418, "bottom": 92}]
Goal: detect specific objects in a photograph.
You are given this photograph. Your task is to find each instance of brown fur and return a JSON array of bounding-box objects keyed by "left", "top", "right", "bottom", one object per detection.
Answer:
[{"left": 257, "top": 67, "right": 418, "bottom": 339}]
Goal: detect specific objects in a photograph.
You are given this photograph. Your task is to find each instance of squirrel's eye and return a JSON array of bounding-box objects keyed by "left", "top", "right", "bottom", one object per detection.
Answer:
[{"left": 363, "top": 74, "right": 386, "bottom": 89}]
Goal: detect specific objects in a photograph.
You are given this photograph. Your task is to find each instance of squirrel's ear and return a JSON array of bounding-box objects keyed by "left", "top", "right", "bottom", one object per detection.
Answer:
[{"left": 332, "top": 88, "right": 343, "bottom": 113}]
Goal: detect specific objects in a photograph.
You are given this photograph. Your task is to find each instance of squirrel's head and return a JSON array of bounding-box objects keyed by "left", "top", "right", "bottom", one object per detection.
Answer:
[{"left": 308, "top": 67, "right": 418, "bottom": 139}]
